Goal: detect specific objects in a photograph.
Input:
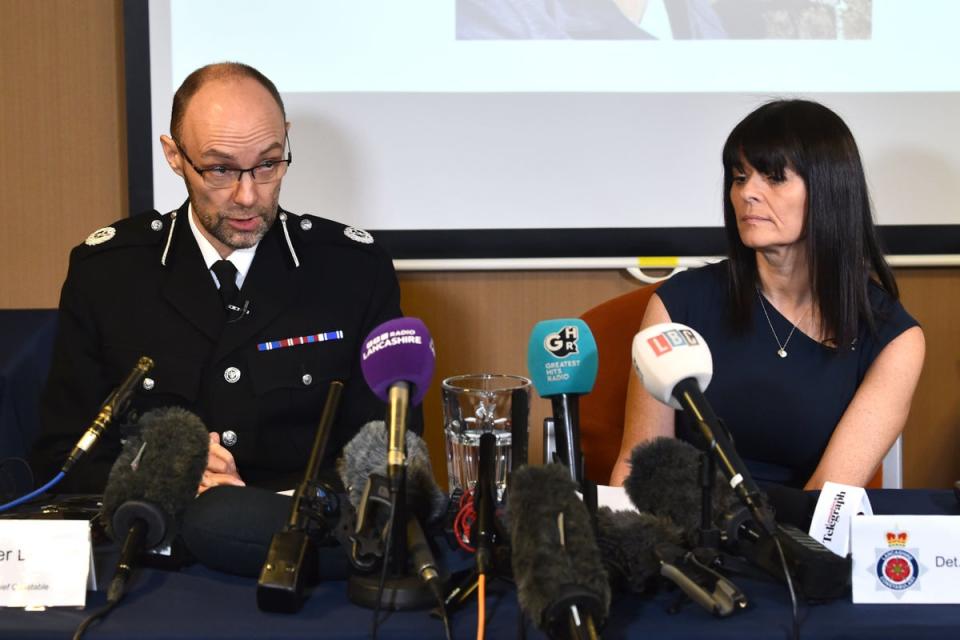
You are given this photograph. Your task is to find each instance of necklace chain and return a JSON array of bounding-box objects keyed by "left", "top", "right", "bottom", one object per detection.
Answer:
[{"left": 756, "top": 289, "right": 810, "bottom": 359}]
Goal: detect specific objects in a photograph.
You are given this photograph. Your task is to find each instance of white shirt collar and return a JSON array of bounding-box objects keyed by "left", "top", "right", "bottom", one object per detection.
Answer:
[{"left": 188, "top": 203, "right": 258, "bottom": 289}]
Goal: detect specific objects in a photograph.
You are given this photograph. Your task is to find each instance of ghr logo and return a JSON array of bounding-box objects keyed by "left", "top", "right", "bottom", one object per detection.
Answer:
[
  {"left": 544, "top": 326, "right": 579, "bottom": 358},
  {"left": 647, "top": 329, "right": 699, "bottom": 356}
]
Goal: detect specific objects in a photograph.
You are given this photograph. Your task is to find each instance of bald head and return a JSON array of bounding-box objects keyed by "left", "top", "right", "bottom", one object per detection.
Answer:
[
  {"left": 159, "top": 63, "right": 289, "bottom": 258},
  {"left": 170, "top": 62, "right": 285, "bottom": 141}
]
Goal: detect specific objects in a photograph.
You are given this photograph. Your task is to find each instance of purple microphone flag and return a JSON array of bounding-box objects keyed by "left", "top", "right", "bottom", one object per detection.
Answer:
[{"left": 360, "top": 317, "right": 435, "bottom": 406}]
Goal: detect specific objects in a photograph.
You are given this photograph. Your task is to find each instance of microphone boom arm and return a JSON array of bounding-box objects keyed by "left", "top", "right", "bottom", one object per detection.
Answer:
[{"left": 674, "top": 378, "right": 776, "bottom": 537}]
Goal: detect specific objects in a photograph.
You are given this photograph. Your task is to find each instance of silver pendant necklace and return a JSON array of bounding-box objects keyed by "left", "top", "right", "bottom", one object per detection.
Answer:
[{"left": 757, "top": 288, "right": 810, "bottom": 358}]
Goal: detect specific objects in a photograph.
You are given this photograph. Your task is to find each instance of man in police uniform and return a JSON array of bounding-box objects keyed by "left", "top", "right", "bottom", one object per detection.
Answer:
[{"left": 30, "top": 62, "right": 405, "bottom": 494}]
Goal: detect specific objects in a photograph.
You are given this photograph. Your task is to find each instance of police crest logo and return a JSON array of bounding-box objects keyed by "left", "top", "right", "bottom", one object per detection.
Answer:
[
  {"left": 875, "top": 530, "right": 922, "bottom": 594},
  {"left": 84, "top": 226, "right": 116, "bottom": 246},
  {"left": 543, "top": 326, "right": 579, "bottom": 358},
  {"left": 343, "top": 226, "right": 374, "bottom": 244}
]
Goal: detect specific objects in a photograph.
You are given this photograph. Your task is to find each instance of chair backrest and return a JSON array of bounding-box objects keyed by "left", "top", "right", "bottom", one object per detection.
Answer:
[
  {"left": 0, "top": 309, "right": 58, "bottom": 462},
  {"left": 579, "top": 283, "right": 660, "bottom": 484}
]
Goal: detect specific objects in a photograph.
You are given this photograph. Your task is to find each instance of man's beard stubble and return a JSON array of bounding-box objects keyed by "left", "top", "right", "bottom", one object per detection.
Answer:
[{"left": 186, "top": 181, "right": 280, "bottom": 251}]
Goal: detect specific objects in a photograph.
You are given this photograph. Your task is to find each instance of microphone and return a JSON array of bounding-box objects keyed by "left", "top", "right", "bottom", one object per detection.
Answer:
[
  {"left": 336, "top": 420, "right": 447, "bottom": 610},
  {"left": 625, "top": 437, "right": 850, "bottom": 602},
  {"left": 355, "top": 318, "right": 437, "bottom": 611},
  {"left": 180, "top": 486, "right": 305, "bottom": 578},
  {"left": 526, "top": 319, "right": 598, "bottom": 487},
  {"left": 507, "top": 463, "right": 609, "bottom": 639},
  {"left": 63, "top": 356, "right": 154, "bottom": 474},
  {"left": 337, "top": 421, "right": 447, "bottom": 528},
  {"left": 594, "top": 506, "right": 684, "bottom": 595},
  {"left": 474, "top": 432, "right": 497, "bottom": 576},
  {"left": 595, "top": 504, "right": 746, "bottom": 616},
  {"left": 257, "top": 381, "right": 344, "bottom": 613},
  {"left": 99, "top": 407, "right": 208, "bottom": 603},
  {"left": 631, "top": 323, "right": 775, "bottom": 535},
  {"left": 360, "top": 317, "right": 435, "bottom": 489},
  {"left": 226, "top": 299, "right": 251, "bottom": 323},
  {"left": 624, "top": 436, "right": 740, "bottom": 539}
]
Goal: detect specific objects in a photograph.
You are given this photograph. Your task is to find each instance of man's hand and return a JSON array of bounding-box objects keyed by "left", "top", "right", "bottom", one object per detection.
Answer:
[{"left": 198, "top": 432, "right": 246, "bottom": 494}]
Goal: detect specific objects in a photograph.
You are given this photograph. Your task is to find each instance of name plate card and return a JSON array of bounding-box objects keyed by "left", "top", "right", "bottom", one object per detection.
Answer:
[
  {"left": 0, "top": 520, "right": 93, "bottom": 608},
  {"left": 809, "top": 481, "right": 873, "bottom": 556},
  {"left": 852, "top": 515, "right": 960, "bottom": 604}
]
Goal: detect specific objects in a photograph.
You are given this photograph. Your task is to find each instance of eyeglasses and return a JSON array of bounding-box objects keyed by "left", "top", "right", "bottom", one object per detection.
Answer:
[{"left": 173, "top": 134, "right": 293, "bottom": 189}]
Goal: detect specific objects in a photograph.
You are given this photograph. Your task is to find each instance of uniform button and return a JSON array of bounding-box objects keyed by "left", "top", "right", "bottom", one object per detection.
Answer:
[
  {"left": 221, "top": 430, "right": 238, "bottom": 447},
  {"left": 142, "top": 377, "right": 155, "bottom": 391},
  {"left": 150, "top": 219, "right": 163, "bottom": 231},
  {"left": 302, "top": 373, "right": 313, "bottom": 386},
  {"left": 224, "top": 367, "right": 241, "bottom": 383},
  {"left": 300, "top": 219, "right": 313, "bottom": 231}
]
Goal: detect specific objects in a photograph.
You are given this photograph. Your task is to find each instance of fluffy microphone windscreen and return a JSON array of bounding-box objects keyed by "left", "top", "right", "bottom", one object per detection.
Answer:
[
  {"left": 595, "top": 506, "right": 684, "bottom": 595},
  {"left": 100, "top": 407, "right": 208, "bottom": 546},
  {"left": 180, "top": 485, "right": 352, "bottom": 578},
  {"left": 507, "top": 464, "right": 610, "bottom": 631},
  {"left": 625, "top": 437, "right": 816, "bottom": 534},
  {"left": 336, "top": 420, "right": 447, "bottom": 524},
  {"left": 100, "top": 429, "right": 146, "bottom": 532},
  {"left": 624, "top": 436, "right": 739, "bottom": 537},
  {"left": 183, "top": 485, "right": 291, "bottom": 576}
]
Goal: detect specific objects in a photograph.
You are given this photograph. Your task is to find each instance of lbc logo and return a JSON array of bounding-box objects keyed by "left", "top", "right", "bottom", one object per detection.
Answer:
[
  {"left": 647, "top": 329, "right": 699, "bottom": 356},
  {"left": 544, "top": 326, "right": 579, "bottom": 358}
]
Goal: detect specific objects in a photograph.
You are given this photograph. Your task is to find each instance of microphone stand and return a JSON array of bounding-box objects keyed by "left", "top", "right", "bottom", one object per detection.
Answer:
[
  {"left": 548, "top": 394, "right": 600, "bottom": 524},
  {"left": 674, "top": 379, "right": 776, "bottom": 536},
  {"left": 697, "top": 452, "right": 721, "bottom": 550},
  {"left": 474, "top": 432, "right": 497, "bottom": 578},
  {"left": 691, "top": 449, "right": 755, "bottom": 575},
  {"left": 655, "top": 441, "right": 750, "bottom": 617},
  {"left": 347, "top": 386, "right": 436, "bottom": 611},
  {"left": 257, "top": 381, "right": 344, "bottom": 613},
  {"left": 442, "top": 431, "right": 512, "bottom": 617},
  {"left": 347, "top": 477, "right": 437, "bottom": 610},
  {"left": 551, "top": 395, "right": 583, "bottom": 487}
]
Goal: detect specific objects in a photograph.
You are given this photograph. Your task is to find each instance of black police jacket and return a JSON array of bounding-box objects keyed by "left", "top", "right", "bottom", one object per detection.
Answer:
[{"left": 30, "top": 201, "right": 407, "bottom": 493}]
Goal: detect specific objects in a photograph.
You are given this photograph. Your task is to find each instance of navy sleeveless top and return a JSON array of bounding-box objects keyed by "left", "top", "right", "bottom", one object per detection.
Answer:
[{"left": 656, "top": 261, "right": 918, "bottom": 488}]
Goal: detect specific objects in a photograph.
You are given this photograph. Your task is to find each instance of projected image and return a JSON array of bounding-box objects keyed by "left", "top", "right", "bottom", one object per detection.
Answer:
[
  {"left": 456, "top": 0, "right": 872, "bottom": 40},
  {"left": 150, "top": 0, "right": 957, "bottom": 235}
]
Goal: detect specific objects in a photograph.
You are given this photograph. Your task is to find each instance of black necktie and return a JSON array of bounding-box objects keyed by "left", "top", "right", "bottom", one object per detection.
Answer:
[{"left": 211, "top": 259, "right": 240, "bottom": 310}]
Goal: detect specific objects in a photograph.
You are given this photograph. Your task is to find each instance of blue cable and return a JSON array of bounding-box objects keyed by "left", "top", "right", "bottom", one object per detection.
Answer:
[{"left": 0, "top": 472, "right": 65, "bottom": 513}]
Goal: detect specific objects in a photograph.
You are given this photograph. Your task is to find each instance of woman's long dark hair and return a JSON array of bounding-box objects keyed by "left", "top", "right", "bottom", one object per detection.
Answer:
[{"left": 721, "top": 99, "right": 897, "bottom": 349}]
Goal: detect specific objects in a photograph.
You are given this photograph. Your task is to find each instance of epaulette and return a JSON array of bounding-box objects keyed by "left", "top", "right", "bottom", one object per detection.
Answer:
[
  {"left": 71, "top": 210, "right": 172, "bottom": 260},
  {"left": 281, "top": 210, "right": 380, "bottom": 253}
]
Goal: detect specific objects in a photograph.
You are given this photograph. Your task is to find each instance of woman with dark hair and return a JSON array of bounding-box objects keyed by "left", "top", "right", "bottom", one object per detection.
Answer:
[{"left": 610, "top": 99, "right": 924, "bottom": 490}]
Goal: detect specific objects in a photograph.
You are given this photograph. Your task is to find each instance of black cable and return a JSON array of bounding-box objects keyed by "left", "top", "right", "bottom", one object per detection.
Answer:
[
  {"left": 0, "top": 456, "right": 34, "bottom": 498},
  {"left": 773, "top": 535, "right": 800, "bottom": 640},
  {"left": 370, "top": 496, "right": 397, "bottom": 640},
  {"left": 428, "top": 580, "right": 453, "bottom": 640},
  {"left": 72, "top": 599, "right": 119, "bottom": 640}
]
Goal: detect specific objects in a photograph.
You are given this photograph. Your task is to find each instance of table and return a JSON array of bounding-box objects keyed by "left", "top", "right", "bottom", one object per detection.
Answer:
[{"left": 1, "top": 490, "right": 958, "bottom": 639}]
